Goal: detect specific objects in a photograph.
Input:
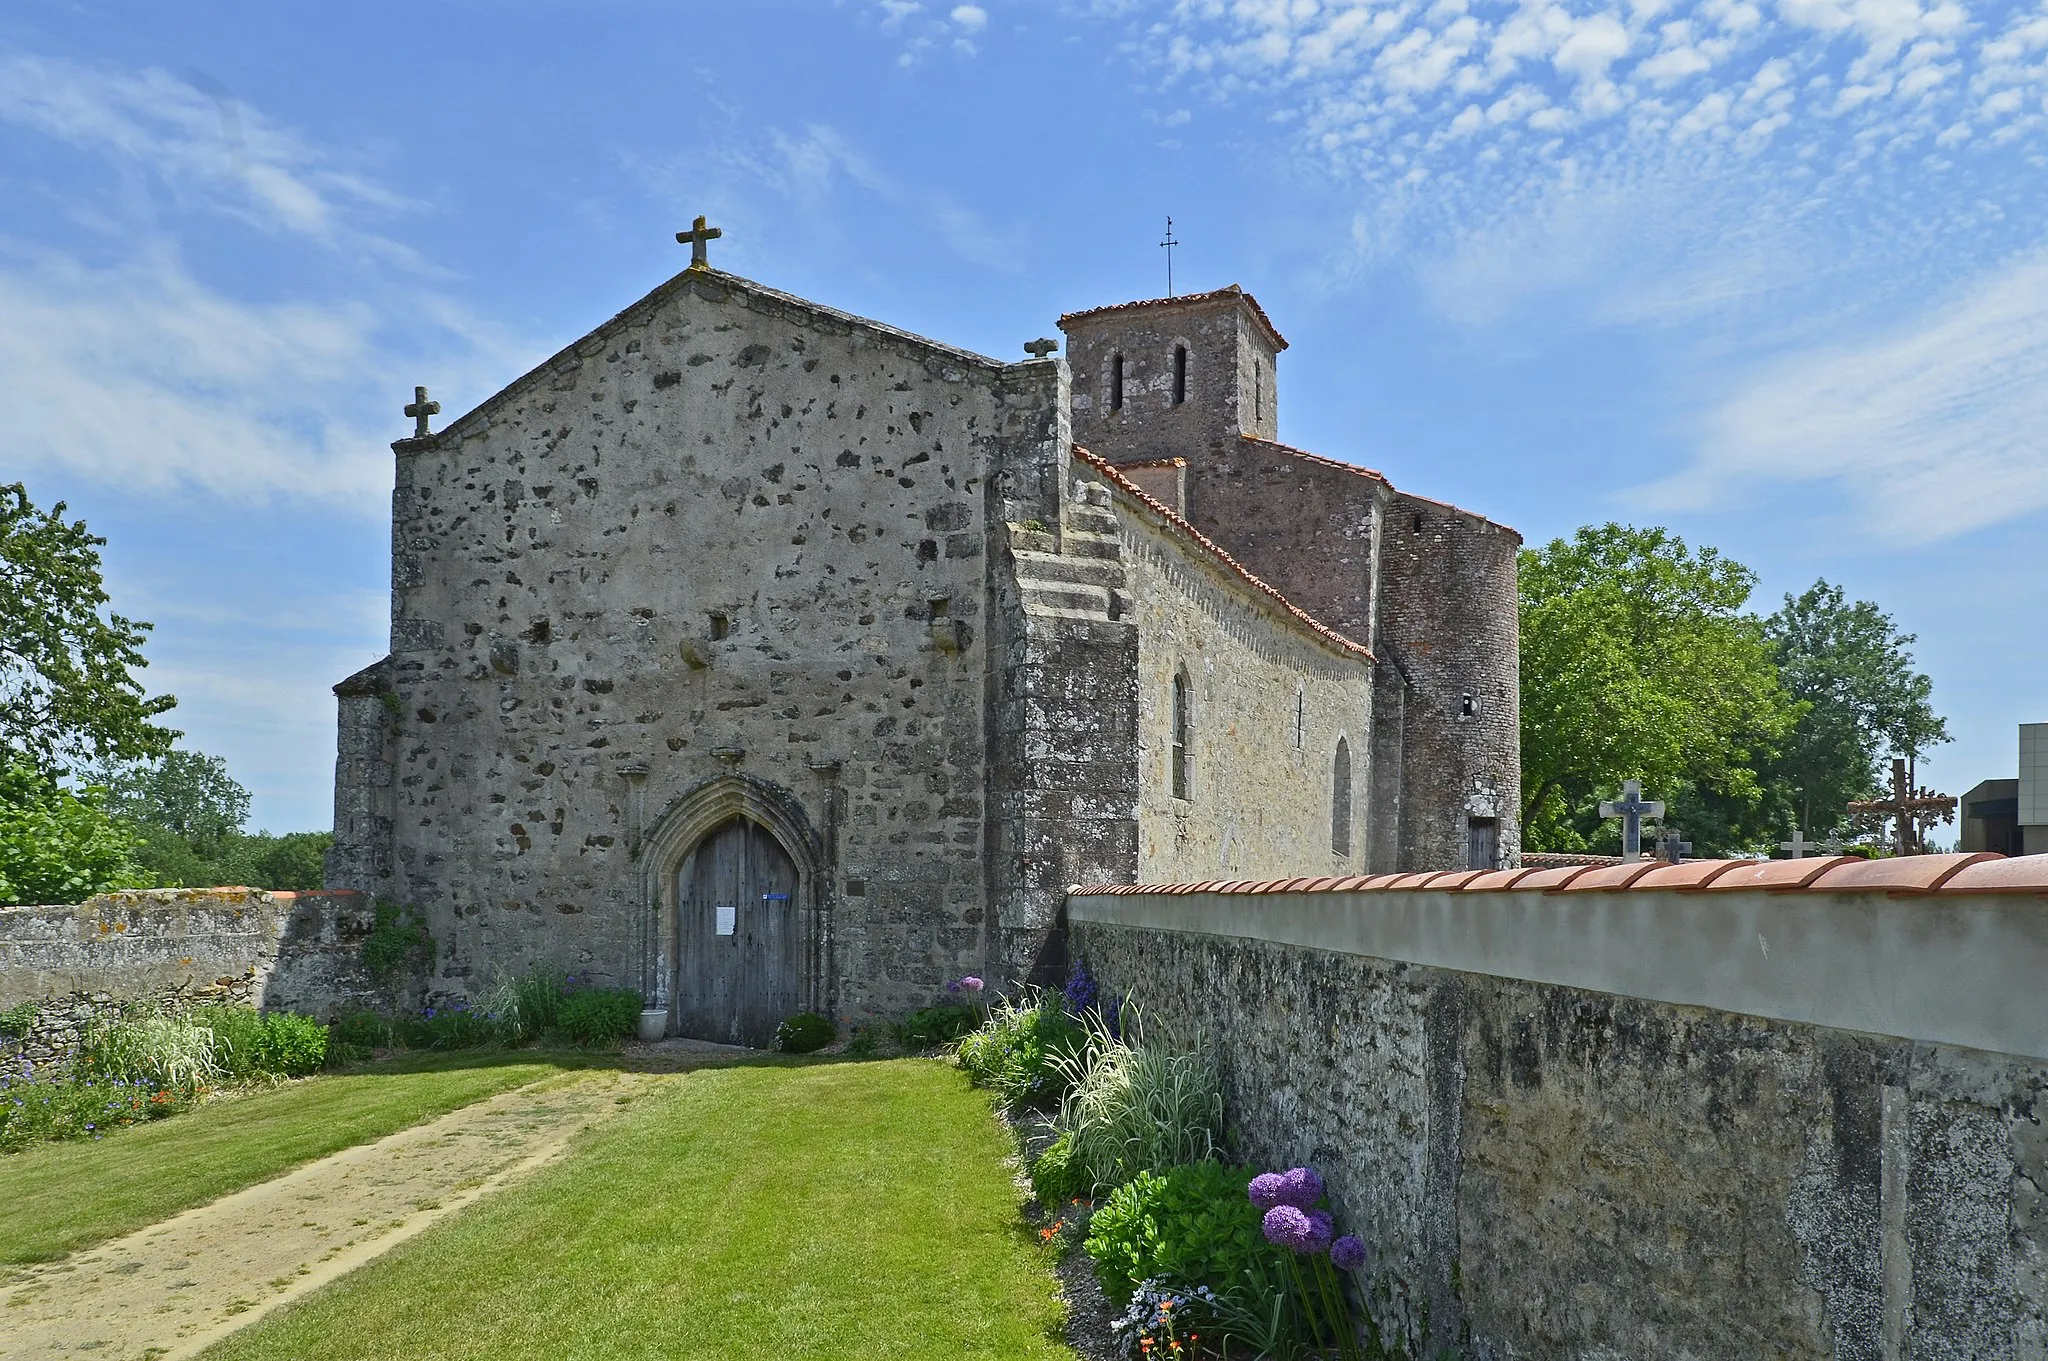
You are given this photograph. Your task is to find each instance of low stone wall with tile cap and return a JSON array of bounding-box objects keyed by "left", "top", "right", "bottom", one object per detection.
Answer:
[
  {"left": 0, "top": 888, "right": 393, "bottom": 1074},
  {"left": 1066, "top": 853, "right": 2048, "bottom": 1359}
]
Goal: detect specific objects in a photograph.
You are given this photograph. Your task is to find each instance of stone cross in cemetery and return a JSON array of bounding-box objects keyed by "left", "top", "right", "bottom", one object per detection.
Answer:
[
  {"left": 1024, "top": 337, "right": 1059, "bottom": 359},
  {"left": 1657, "top": 828, "right": 1692, "bottom": 863},
  {"left": 1599, "top": 779, "right": 1665, "bottom": 860},
  {"left": 1846, "top": 756, "right": 1957, "bottom": 855},
  {"left": 1780, "top": 826, "right": 1812, "bottom": 859},
  {"left": 676, "top": 214, "right": 723, "bottom": 269},
  {"left": 403, "top": 386, "right": 440, "bottom": 439}
]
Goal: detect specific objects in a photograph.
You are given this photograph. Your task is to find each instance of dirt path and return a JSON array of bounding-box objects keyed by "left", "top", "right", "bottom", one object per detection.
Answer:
[{"left": 0, "top": 1067, "right": 680, "bottom": 1361}]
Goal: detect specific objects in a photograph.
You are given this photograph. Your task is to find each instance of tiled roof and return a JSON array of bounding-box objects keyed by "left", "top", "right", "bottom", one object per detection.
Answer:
[
  {"left": 1068, "top": 852, "right": 2048, "bottom": 897},
  {"left": 1058, "top": 285, "right": 1289, "bottom": 353},
  {"left": 1072, "top": 443, "right": 1374, "bottom": 662}
]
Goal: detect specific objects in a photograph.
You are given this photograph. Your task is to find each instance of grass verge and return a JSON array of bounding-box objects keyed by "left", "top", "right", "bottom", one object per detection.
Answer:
[
  {"left": 202, "top": 1058, "right": 1073, "bottom": 1361},
  {"left": 1, "top": 1051, "right": 578, "bottom": 1266}
]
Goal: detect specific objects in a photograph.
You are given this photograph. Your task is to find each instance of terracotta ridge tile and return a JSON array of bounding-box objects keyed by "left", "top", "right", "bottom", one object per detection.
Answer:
[{"left": 1071, "top": 444, "right": 1375, "bottom": 662}]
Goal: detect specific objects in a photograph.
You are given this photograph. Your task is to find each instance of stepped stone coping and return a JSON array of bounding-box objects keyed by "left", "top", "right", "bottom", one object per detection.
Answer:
[{"left": 1072, "top": 852, "right": 2048, "bottom": 898}]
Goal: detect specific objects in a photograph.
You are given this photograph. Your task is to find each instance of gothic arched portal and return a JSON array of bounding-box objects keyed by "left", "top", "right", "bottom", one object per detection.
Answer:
[{"left": 674, "top": 817, "right": 800, "bottom": 1047}]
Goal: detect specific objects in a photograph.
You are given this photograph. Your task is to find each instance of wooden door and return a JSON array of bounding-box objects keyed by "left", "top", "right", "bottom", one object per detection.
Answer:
[{"left": 675, "top": 818, "right": 800, "bottom": 1047}]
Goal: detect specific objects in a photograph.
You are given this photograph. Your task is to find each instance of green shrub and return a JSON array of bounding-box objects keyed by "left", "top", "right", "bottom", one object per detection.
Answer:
[
  {"left": 76, "top": 1013, "right": 219, "bottom": 1087},
  {"left": 957, "top": 990, "right": 1086, "bottom": 1111},
  {"left": 1029, "top": 1131, "right": 1089, "bottom": 1206},
  {"left": 1052, "top": 1006, "right": 1221, "bottom": 1193},
  {"left": 1084, "top": 1161, "right": 1276, "bottom": 1304},
  {"left": 361, "top": 901, "right": 433, "bottom": 980},
  {"left": 257, "top": 1012, "right": 328, "bottom": 1075},
  {"left": 0, "top": 1000, "right": 38, "bottom": 1038},
  {"left": 193, "top": 1005, "right": 271, "bottom": 1078},
  {"left": 397, "top": 1007, "right": 497, "bottom": 1050},
  {"left": 896, "top": 1003, "right": 981, "bottom": 1051},
  {"left": 775, "top": 1012, "right": 836, "bottom": 1054},
  {"left": 0, "top": 763, "right": 148, "bottom": 906},
  {"left": 555, "top": 987, "right": 642, "bottom": 1047},
  {"left": 329, "top": 1010, "right": 393, "bottom": 1052},
  {"left": 472, "top": 965, "right": 567, "bottom": 1043}
]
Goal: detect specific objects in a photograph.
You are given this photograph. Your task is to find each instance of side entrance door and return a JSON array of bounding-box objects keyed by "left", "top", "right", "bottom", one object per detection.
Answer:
[{"left": 676, "top": 817, "right": 800, "bottom": 1047}]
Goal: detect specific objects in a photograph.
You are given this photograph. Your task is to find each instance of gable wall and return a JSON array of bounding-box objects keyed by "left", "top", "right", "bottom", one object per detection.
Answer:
[{"left": 366, "top": 272, "right": 1049, "bottom": 1017}]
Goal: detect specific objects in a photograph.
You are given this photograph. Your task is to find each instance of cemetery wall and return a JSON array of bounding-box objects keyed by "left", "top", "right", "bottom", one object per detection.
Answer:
[
  {"left": 1069, "top": 857, "right": 2048, "bottom": 1359},
  {"left": 0, "top": 889, "right": 385, "bottom": 1073}
]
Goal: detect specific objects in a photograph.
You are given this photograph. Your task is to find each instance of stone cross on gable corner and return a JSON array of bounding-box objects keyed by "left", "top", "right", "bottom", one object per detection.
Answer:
[
  {"left": 1598, "top": 779, "right": 1665, "bottom": 860},
  {"left": 403, "top": 386, "right": 440, "bottom": 439},
  {"left": 1780, "top": 826, "right": 1812, "bottom": 860},
  {"left": 1024, "top": 338, "right": 1058, "bottom": 360},
  {"left": 676, "top": 214, "right": 723, "bottom": 269}
]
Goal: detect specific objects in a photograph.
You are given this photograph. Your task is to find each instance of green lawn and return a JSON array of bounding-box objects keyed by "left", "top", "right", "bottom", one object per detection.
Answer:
[
  {"left": 203, "top": 1059, "right": 1075, "bottom": 1361},
  {"left": 1, "top": 1052, "right": 576, "bottom": 1266}
]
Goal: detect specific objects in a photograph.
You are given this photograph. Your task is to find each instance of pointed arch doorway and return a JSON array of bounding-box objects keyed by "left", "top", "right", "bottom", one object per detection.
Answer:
[{"left": 674, "top": 817, "right": 801, "bottom": 1048}]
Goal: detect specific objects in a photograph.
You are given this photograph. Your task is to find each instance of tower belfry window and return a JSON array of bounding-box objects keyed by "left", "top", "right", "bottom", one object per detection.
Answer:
[
  {"left": 1172, "top": 345, "right": 1188, "bottom": 405},
  {"left": 1111, "top": 354, "right": 1126, "bottom": 412}
]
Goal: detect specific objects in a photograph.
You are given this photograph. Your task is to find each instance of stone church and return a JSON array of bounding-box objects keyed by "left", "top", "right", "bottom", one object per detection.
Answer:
[{"left": 326, "top": 239, "right": 1521, "bottom": 1044}]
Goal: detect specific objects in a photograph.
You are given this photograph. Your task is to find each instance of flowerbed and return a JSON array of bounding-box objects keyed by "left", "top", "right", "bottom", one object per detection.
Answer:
[{"left": 957, "top": 961, "right": 1454, "bottom": 1360}]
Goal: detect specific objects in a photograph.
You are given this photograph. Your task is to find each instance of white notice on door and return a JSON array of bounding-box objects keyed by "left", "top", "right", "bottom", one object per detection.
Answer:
[{"left": 715, "top": 904, "right": 736, "bottom": 936}]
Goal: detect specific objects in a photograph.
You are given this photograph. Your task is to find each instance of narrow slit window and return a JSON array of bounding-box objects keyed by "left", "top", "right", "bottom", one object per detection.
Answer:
[
  {"left": 1332, "top": 737, "right": 1353, "bottom": 857},
  {"left": 1253, "top": 361, "right": 1263, "bottom": 422},
  {"left": 708, "top": 612, "right": 729, "bottom": 641},
  {"left": 1172, "top": 345, "right": 1188, "bottom": 405},
  {"left": 1170, "top": 670, "right": 1190, "bottom": 800},
  {"left": 1294, "top": 683, "right": 1305, "bottom": 749},
  {"left": 1111, "top": 354, "right": 1126, "bottom": 412}
]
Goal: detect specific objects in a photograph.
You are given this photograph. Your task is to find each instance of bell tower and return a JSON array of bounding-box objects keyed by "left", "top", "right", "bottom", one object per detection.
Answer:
[{"left": 1057, "top": 285, "right": 1287, "bottom": 470}]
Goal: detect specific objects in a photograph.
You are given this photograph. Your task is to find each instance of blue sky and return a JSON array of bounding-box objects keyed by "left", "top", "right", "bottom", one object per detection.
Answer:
[{"left": 3, "top": 0, "right": 2044, "bottom": 832}]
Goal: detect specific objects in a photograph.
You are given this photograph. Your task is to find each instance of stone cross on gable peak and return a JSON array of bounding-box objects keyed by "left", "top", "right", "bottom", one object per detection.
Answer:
[
  {"left": 1780, "top": 826, "right": 1812, "bottom": 859},
  {"left": 1024, "top": 338, "right": 1058, "bottom": 360},
  {"left": 1598, "top": 779, "right": 1665, "bottom": 860},
  {"left": 403, "top": 385, "right": 441, "bottom": 439},
  {"left": 676, "top": 214, "right": 723, "bottom": 269}
]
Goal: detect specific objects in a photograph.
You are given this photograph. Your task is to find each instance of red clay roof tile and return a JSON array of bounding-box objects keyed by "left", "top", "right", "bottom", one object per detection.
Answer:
[
  {"left": 1937, "top": 856, "right": 2048, "bottom": 894},
  {"left": 1385, "top": 872, "right": 1442, "bottom": 890},
  {"left": 1457, "top": 867, "right": 1549, "bottom": 891},
  {"left": 1807, "top": 852, "right": 1999, "bottom": 894},
  {"left": 1699, "top": 858, "right": 1857, "bottom": 892},
  {"left": 1057, "top": 285, "right": 1289, "bottom": 352},
  {"left": 1512, "top": 865, "right": 1602, "bottom": 892},
  {"left": 1423, "top": 870, "right": 1491, "bottom": 890},
  {"left": 1630, "top": 859, "right": 1758, "bottom": 890},
  {"left": 1557, "top": 861, "right": 1667, "bottom": 892}
]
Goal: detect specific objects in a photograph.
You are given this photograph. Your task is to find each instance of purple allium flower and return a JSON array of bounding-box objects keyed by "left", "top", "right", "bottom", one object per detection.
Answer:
[
  {"left": 1262, "top": 1204, "right": 1316, "bottom": 1252},
  {"left": 945, "top": 979, "right": 961, "bottom": 994},
  {"left": 960, "top": 976, "right": 984, "bottom": 993},
  {"left": 1276, "top": 1166, "right": 1326, "bottom": 1208},
  {"left": 1248, "top": 1172, "right": 1289, "bottom": 1211},
  {"left": 1303, "top": 1209, "right": 1334, "bottom": 1254},
  {"left": 1331, "top": 1235, "right": 1370, "bottom": 1271}
]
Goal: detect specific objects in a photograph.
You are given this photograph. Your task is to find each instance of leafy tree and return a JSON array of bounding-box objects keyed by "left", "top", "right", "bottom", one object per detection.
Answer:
[
  {"left": 0, "top": 763, "right": 148, "bottom": 906},
  {"left": 0, "top": 483, "right": 177, "bottom": 774},
  {"left": 1519, "top": 525, "right": 1799, "bottom": 855},
  {"left": 1763, "top": 581, "right": 1950, "bottom": 837},
  {"left": 99, "top": 749, "right": 251, "bottom": 847}
]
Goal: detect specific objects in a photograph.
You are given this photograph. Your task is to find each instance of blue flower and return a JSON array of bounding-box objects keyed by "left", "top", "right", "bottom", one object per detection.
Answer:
[{"left": 1331, "top": 1235, "right": 1370, "bottom": 1271}]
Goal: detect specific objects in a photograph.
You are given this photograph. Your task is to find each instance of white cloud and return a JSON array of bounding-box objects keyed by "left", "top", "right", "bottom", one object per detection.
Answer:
[
  {"left": 951, "top": 4, "right": 990, "bottom": 32},
  {"left": 0, "top": 247, "right": 391, "bottom": 505},
  {"left": 0, "top": 55, "right": 408, "bottom": 248},
  {"left": 1639, "top": 249, "right": 2048, "bottom": 541}
]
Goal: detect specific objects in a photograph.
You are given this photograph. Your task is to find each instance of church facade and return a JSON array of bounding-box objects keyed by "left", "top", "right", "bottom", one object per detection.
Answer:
[{"left": 326, "top": 256, "right": 1519, "bottom": 1042}]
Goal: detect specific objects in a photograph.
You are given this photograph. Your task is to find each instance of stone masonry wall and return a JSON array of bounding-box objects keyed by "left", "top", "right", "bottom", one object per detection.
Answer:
[
  {"left": 1073, "top": 878, "right": 2048, "bottom": 1360},
  {"left": 0, "top": 889, "right": 386, "bottom": 1073},
  {"left": 340, "top": 268, "right": 1063, "bottom": 1021},
  {"left": 1116, "top": 492, "right": 1378, "bottom": 882}
]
